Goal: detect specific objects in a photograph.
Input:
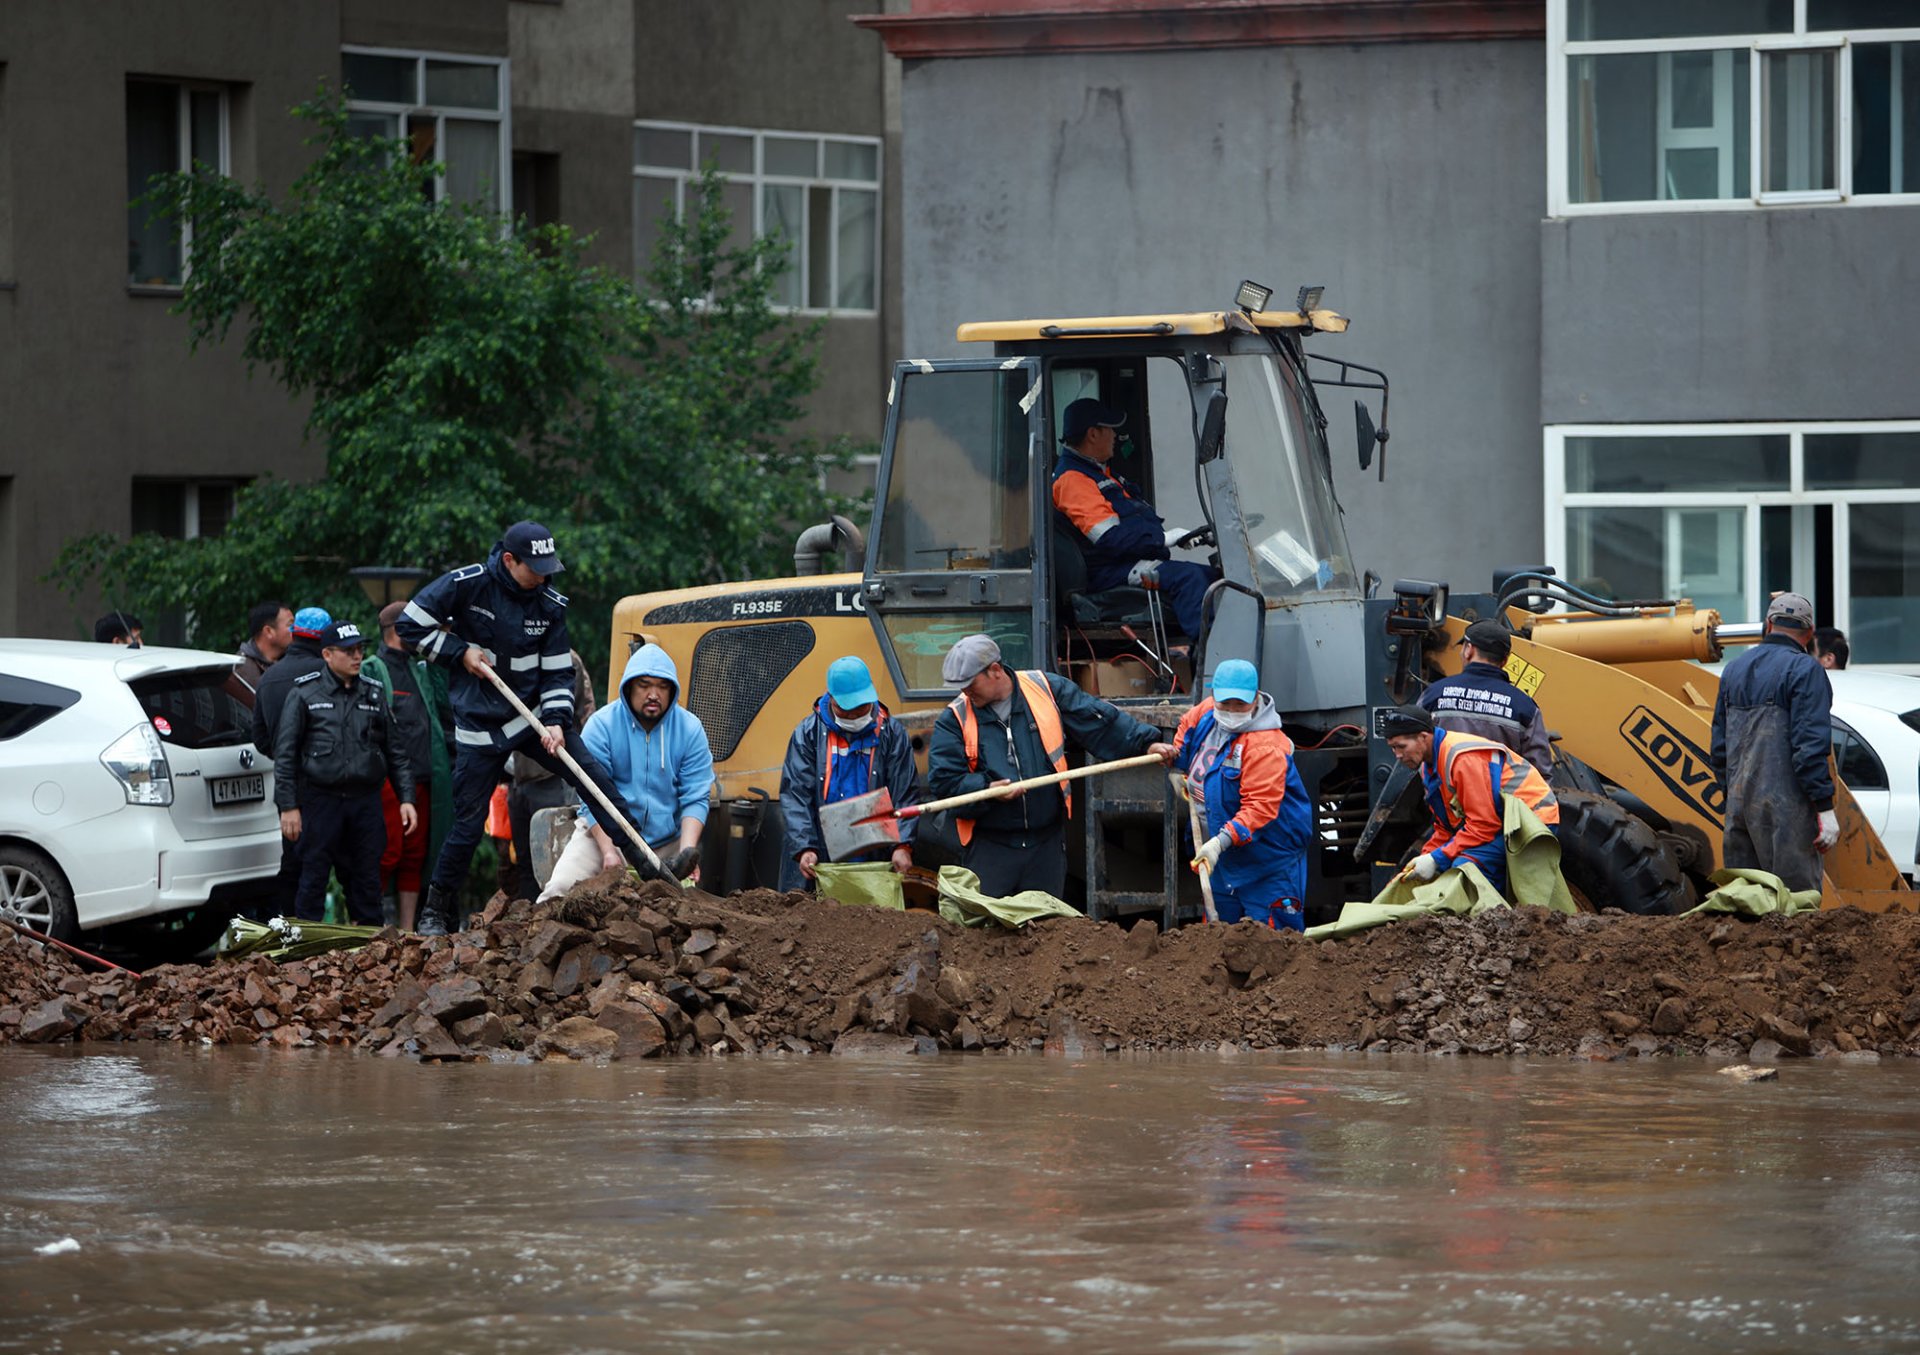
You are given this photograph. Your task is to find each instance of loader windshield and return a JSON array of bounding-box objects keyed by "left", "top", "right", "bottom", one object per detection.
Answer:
[{"left": 1220, "top": 351, "right": 1357, "bottom": 597}]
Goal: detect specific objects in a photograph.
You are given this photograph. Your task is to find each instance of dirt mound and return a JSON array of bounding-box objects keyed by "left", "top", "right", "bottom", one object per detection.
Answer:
[{"left": 4, "top": 887, "right": 1920, "bottom": 1061}]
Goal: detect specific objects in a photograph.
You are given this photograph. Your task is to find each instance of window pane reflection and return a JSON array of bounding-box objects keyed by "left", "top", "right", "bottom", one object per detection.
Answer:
[{"left": 1849, "top": 503, "right": 1920, "bottom": 664}]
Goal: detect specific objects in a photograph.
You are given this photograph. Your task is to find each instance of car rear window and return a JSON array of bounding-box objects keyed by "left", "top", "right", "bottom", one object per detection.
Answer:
[
  {"left": 1901, "top": 709, "right": 1920, "bottom": 736},
  {"left": 0, "top": 673, "right": 81, "bottom": 740},
  {"left": 129, "top": 668, "right": 254, "bottom": 749}
]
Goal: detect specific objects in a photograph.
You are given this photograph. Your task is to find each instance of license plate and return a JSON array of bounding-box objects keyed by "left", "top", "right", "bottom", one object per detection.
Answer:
[{"left": 211, "top": 774, "right": 265, "bottom": 806}]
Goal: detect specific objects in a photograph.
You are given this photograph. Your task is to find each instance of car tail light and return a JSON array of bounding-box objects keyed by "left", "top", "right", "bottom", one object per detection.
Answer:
[{"left": 101, "top": 723, "right": 173, "bottom": 806}]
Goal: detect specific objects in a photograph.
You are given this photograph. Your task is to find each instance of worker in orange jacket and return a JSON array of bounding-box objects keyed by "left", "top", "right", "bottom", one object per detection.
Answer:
[{"left": 1381, "top": 705, "right": 1558, "bottom": 895}]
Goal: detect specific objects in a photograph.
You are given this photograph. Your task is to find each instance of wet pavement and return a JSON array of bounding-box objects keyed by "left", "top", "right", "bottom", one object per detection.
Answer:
[{"left": 3, "top": 1047, "right": 1918, "bottom": 1352}]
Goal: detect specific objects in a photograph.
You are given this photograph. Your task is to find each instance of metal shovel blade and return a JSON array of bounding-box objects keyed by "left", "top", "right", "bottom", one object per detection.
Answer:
[
  {"left": 819, "top": 787, "right": 901, "bottom": 862},
  {"left": 529, "top": 805, "right": 578, "bottom": 889}
]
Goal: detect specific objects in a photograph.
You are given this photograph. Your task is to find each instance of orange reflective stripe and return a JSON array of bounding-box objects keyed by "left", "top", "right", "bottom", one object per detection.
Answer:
[
  {"left": 1438, "top": 730, "right": 1557, "bottom": 826},
  {"left": 950, "top": 671, "right": 1070, "bottom": 847},
  {"left": 820, "top": 729, "right": 847, "bottom": 802}
]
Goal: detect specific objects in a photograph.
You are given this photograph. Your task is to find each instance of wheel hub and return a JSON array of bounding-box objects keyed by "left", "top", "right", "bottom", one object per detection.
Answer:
[{"left": 0, "top": 864, "right": 55, "bottom": 931}]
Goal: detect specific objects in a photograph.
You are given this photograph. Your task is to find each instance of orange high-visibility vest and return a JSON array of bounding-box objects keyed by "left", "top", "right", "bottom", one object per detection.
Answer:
[
  {"left": 947, "top": 670, "right": 1069, "bottom": 847},
  {"left": 1436, "top": 729, "right": 1558, "bottom": 829}
]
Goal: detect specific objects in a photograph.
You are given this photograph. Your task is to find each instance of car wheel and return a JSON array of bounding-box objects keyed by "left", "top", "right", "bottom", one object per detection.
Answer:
[{"left": 0, "top": 845, "right": 80, "bottom": 942}]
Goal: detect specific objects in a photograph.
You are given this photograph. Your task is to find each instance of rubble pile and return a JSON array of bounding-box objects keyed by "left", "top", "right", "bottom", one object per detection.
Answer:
[{"left": 4, "top": 875, "right": 1920, "bottom": 1062}]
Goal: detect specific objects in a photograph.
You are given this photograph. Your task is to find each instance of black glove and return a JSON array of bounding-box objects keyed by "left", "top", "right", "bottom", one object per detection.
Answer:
[{"left": 661, "top": 846, "right": 700, "bottom": 880}]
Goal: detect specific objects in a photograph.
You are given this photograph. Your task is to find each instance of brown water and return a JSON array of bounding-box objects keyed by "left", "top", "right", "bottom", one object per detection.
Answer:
[{"left": 3, "top": 1048, "right": 1918, "bottom": 1353}]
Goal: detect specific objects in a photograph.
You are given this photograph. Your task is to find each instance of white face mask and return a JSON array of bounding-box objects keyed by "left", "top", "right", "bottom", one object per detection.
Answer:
[
  {"left": 1213, "top": 707, "right": 1252, "bottom": 733},
  {"left": 834, "top": 712, "right": 874, "bottom": 734}
]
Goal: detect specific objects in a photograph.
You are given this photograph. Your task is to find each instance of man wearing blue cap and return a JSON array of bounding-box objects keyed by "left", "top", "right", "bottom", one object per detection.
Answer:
[
  {"left": 397, "top": 521, "right": 662, "bottom": 933},
  {"left": 1171, "top": 659, "right": 1312, "bottom": 930},
  {"left": 776, "top": 656, "right": 922, "bottom": 890},
  {"left": 250, "top": 604, "right": 332, "bottom": 918},
  {"left": 1051, "top": 397, "right": 1219, "bottom": 642}
]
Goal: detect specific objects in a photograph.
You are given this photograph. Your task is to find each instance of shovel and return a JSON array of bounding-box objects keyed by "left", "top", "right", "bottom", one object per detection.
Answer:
[
  {"left": 474, "top": 662, "right": 679, "bottom": 888},
  {"left": 1172, "top": 772, "right": 1221, "bottom": 924},
  {"left": 818, "top": 786, "right": 904, "bottom": 862},
  {"left": 829, "top": 752, "right": 1168, "bottom": 834}
]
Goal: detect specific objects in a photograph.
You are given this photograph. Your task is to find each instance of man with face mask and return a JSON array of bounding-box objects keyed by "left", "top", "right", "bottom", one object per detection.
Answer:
[
  {"left": 777, "top": 656, "right": 922, "bottom": 890},
  {"left": 535, "top": 642, "right": 714, "bottom": 902},
  {"left": 1170, "top": 659, "right": 1312, "bottom": 929}
]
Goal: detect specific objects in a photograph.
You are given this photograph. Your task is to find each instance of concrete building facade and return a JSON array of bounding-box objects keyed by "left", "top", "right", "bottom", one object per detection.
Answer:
[
  {"left": 0, "top": 0, "right": 899, "bottom": 642},
  {"left": 857, "top": 0, "right": 1920, "bottom": 665}
]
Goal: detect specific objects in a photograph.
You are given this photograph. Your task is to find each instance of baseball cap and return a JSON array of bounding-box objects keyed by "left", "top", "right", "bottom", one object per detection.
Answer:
[
  {"left": 320, "top": 620, "right": 366, "bottom": 650},
  {"left": 291, "top": 606, "right": 332, "bottom": 638},
  {"left": 1379, "top": 705, "right": 1433, "bottom": 737},
  {"left": 503, "top": 520, "right": 565, "bottom": 575},
  {"left": 1462, "top": 619, "right": 1512, "bottom": 658},
  {"left": 941, "top": 634, "right": 1003, "bottom": 688},
  {"left": 377, "top": 600, "right": 407, "bottom": 629},
  {"left": 825, "top": 655, "right": 879, "bottom": 709},
  {"left": 1061, "top": 398, "right": 1126, "bottom": 446},
  {"left": 1210, "top": 659, "right": 1260, "bottom": 704},
  {"left": 1766, "top": 592, "right": 1814, "bottom": 630}
]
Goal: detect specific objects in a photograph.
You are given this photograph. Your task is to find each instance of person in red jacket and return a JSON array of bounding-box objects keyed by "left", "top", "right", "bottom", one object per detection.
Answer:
[{"left": 1382, "top": 704, "right": 1557, "bottom": 896}]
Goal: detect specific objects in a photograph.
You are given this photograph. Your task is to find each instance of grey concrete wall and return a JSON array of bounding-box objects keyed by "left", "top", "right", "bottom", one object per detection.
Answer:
[
  {"left": 1542, "top": 208, "right": 1920, "bottom": 423},
  {"left": 897, "top": 40, "right": 1547, "bottom": 601},
  {"left": 341, "top": 0, "right": 506, "bottom": 56},
  {"left": 636, "top": 0, "right": 886, "bottom": 135}
]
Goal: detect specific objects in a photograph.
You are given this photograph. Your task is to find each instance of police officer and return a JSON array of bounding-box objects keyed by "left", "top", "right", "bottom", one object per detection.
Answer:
[
  {"left": 273, "top": 620, "right": 417, "bottom": 924},
  {"left": 395, "top": 520, "right": 660, "bottom": 935},
  {"left": 1418, "top": 619, "right": 1552, "bottom": 775},
  {"left": 251, "top": 605, "right": 331, "bottom": 918}
]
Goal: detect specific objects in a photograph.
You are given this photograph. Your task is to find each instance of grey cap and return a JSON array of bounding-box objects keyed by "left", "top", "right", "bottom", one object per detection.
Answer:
[
  {"left": 941, "top": 634, "right": 1002, "bottom": 688},
  {"left": 1766, "top": 592, "right": 1815, "bottom": 630}
]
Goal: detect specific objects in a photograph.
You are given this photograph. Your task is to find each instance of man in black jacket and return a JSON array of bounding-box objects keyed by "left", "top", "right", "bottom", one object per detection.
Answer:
[
  {"left": 274, "top": 621, "right": 418, "bottom": 923},
  {"left": 396, "top": 521, "right": 658, "bottom": 934},
  {"left": 1418, "top": 619, "right": 1553, "bottom": 776},
  {"left": 251, "top": 605, "right": 331, "bottom": 917},
  {"left": 927, "top": 634, "right": 1172, "bottom": 899},
  {"left": 1710, "top": 592, "right": 1835, "bottom": 893}
]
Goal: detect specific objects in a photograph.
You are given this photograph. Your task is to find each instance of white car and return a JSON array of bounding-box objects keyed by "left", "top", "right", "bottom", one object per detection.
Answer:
[
  {"left": 1826, "top": 669, "right": 1920, "bottom": 881},
  {"left": 0, "top": 640, "right": 280, "bottom": 944}
]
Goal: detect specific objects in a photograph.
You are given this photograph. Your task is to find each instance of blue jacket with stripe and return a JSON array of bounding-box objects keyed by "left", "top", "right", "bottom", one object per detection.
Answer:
[{"left": 394, "top": 543, "right": 577, "bottom": 751}]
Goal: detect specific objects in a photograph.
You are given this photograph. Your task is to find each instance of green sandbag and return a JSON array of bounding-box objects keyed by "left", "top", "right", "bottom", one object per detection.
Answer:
[
  {"left": 1686, "top": 867, "right": 1822, "bottom": 917},
  {"left": 1505, "top": 796, "right": 1577, "bottom": 914},
  {"left": 814, "top": 861, "right": 906, "bottom": 910},
  {"left": 1305, "top": 860, "right": 1510, "bottom": 939},
  {"left": 935, "top": 866, "right": 1079, "bottom": 929}
]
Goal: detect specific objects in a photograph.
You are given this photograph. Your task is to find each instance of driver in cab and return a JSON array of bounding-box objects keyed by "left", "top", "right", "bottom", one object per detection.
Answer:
[{"left": 1051, "top": 398, "right": 1219, "bottom": 641}]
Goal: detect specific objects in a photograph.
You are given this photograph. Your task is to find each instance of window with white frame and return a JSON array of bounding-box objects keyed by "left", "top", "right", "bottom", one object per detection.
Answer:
[
  {"left": 1546, "top": 423, "right": 1920, "bottom": 665},
  {"left": 632, "top": 121, "right": 880, "bottom": 312},
  {"left": 1551, "top": 1, "right": 1920, "bottom": 212},
  {"left": 126, "top": 79, "right": 228, "bottom": 287},
  {"left": 342, "top": 48, "right": 509, "bottom": 213}
]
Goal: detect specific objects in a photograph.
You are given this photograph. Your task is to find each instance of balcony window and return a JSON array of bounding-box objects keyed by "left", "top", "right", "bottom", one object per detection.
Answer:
[
  {"left": 342, "top": 48, "right": 508, "bottom": 213},
  {"left": 126, "top": 79, "right": 228, "bottom": 287}
]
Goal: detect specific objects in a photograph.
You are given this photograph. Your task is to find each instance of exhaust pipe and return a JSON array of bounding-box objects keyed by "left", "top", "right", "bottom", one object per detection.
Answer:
[{"left": 793, "top": 515, "right": 868, "bottom": 575}]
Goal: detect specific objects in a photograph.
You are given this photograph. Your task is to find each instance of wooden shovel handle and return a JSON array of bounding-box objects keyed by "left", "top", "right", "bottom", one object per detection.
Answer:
[
  {"left": 900, "top": 751, "right": 1167, "bottom": 819},
  {"left": 474, "top": 661, "right": 669, "bottom": 877}
]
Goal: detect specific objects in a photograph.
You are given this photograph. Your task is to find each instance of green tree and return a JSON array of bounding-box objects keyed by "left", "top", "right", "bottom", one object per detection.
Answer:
[{"left": 54, "top": 91, "right": 859, "bottom": 678}]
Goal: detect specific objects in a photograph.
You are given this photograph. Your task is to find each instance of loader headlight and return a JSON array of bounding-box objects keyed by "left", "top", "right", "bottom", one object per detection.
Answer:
[
  {"left": 1235, "top": 279, "right": 1273, "bottom": 313},
  {"left": 101, "top": 722, "right": 173, "bottom": 806},
  {"left": 1385, "top": 579, "right": 1449, "bottom": 637}
]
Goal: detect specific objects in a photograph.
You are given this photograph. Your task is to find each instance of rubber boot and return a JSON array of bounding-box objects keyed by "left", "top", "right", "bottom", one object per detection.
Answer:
[{"left": 418, "top": 884, "right": 456, "bottom": 937}]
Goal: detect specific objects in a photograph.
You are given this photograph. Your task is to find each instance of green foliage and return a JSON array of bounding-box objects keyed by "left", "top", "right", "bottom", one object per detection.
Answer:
[{"left": 53, "top": 90, "right": 862, "bottom": 678}]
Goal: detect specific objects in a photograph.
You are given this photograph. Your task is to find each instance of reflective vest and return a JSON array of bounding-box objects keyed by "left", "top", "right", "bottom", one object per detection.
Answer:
[
  {"left": 946, "top": 670, "right": 1069, "bottom": 846},
  {"left": 1431, "top": 729, "right": 1558, "bottom": 836}
]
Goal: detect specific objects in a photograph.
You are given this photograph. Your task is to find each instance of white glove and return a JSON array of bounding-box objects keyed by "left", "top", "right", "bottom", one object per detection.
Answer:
[
  {"left": 1815, "top": 810, "right": 1840, "bottom": 853},
  {"left": 1191, "top": 831, "right": 1232, "bottom": 873},
  {"left": 1164, "top": 526, "right": 1190, "bottom": 549},
  {"left": 1410, "top": 853, "right": 1442, "bottom": 881}
]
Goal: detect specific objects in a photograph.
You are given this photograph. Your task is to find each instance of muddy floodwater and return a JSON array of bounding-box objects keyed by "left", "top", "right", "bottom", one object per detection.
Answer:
[{"left": 3, "top": 1049, "right": 1918, "bottom": 1352}]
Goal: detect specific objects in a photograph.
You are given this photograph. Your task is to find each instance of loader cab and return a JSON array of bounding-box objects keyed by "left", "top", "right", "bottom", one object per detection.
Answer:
[{"left": 861, "top": 308, "right": 1368, "bottom": 721}]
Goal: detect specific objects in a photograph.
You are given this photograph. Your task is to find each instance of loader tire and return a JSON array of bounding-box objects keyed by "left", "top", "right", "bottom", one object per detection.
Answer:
[{"left": 1556, "top": 791, "right": 1690, "bottom": 917}]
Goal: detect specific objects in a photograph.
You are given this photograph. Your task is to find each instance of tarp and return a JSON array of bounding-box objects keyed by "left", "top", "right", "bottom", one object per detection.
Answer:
[
  {"left": 1686, "top": 867, "right": 1821, "bottom": 918},
  {"left": 1305, "top": 795, "right": 1575, "bottom": 940},
  {"left": 935, "top": 866, "right": 1079, "bottom": 929},
  {"left": 813, "top": 861, "right": 906, "bottom": 911}
]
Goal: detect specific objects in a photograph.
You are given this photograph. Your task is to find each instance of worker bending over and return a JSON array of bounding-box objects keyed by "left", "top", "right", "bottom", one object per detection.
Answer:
[
  {"left": 778, "top": 655, "right": 921, "bottom": 890},
  {"left": 1051, "top": 398, "right": 1219, "bottom": 641},
  {"left": 1382, "top": 704, "right": 1558, "bottom": 896},
  {"left": 1171, "top": 659, "right": 1311, "bottom": 930},
  {"left": 928, "top": 634, "right": 1174, "bottom": 899}
]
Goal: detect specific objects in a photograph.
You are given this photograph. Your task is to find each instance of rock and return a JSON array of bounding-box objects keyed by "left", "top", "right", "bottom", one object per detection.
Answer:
[
  {"left": 515, "top": 960, "right": 554, "bottom": 997},
  {"left": 19, "top": 998, "right": 90, "bottom": 1043},
  {"left": 552, "top": 946, "right": 615, "bottom": 999},
  {"left": 683, "top": 928, "right": 718, "bottom": 956},
  {"left": 1601, "top": 1010, "right": 1642, "bottom": 1037},
  {"left": 705, "top": 940, "right": 742, "bottom": 971},
  {"left": 525, "top": 921, "right": 589, "bottom": 968},
  {"left": 595, "top": 1003, "right": 668, "bottom": 1059},
  {"left": 1834, "top": 1029, "right": 1861, "bottom": 1053},
  {"left": 1746, "top": 1037, "right": 1787, "bottom": 1062},
  {"left": 601, "top": 921, "right": 655, "bottom": 956},
  {"left": 1756, "top": 1013, "right": 1812, "bottom": 1056},
  {"left": 1651, "top": 972, "right": 1690, "bottom": 996},
  {"left": 1572, "top": 1033, "right": 1618, "bottom": 1062},
  {"left": 1650, "top": 996, "right": 1690, "bottom": 1036},
  {"left": 937, "top": 966, "right": 977, "bottom": 1008},
  {"left": 633, "top": 988, "right": 693, "bottom": 1040},
  {"left": 831, "top": 1030, "right": 924, "bottom": 1056},
  {"left": 1901, "top": 992, "right": 1920, "bottom": 1025},
  {"left": 367, "top": 978, "right": 429, "bottom": 1029},
  {"left": 692, "top": 1011, "right": 725, "bottom": 1045},
  {"left": 1507, "top": 1016, "right": 1535, "bottom": 1043},
  {"left": 1043, "top": 1011, "right": 1089, "bottom": 1058},
  {"left": 450, "top": 1012, "right": 506, "bottom": 1048},
  {"left": 894, "top": 959, "right": 957, "bottom": 1035},
  {"left": 420, "top": 976, "right": 487, "bottom": 1025},
  {"left": 540, "top": 1016, "right": 619, "bottom": 1060},
  {"left": 409, "top": 1021, "right": 466, "bottom": 1061},
  {"left": 1122, "top": 920, "right": 1159, "bottom": 960},
  {"left": 1718, "top": 1064, "right": 1779, "bottom": 1083},
  {"left": 952, "top": 1016, "right": 984, "bottom": 1051}
]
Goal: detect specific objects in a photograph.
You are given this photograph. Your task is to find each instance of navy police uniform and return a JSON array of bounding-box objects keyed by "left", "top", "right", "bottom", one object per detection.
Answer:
[
  {"left": 273, "top": 623, "right": 415, "bottom": 924},
  {"left": 395, "top": 523, "right": 659, "bottom": 926}
]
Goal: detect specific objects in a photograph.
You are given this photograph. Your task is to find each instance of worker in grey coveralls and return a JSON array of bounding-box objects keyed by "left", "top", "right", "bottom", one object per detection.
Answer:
[{"left": 1709, "top": 591, "right": 1837, "bottom": 893}]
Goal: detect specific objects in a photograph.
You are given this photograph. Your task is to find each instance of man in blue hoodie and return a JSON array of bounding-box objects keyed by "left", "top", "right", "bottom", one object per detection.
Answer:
[
  {"left": 777, "top": 656, "right": 921, "bottom": 891},
  {"left": 537, "top": 643, "right": 715, "bottom": 901},
  {"left": 397, "top": 522, "right": 663, "bottom": 932}
]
